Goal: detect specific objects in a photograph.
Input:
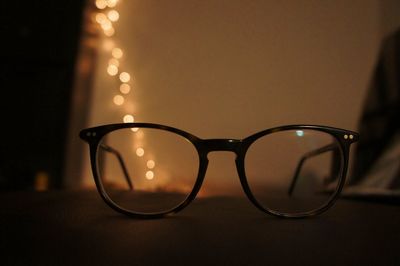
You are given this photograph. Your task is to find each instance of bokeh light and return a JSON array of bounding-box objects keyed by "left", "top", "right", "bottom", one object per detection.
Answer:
[
  {"left": 104, "top": 27, "right": 115, "bottom": 36},
  {"left": 95, "top": 0, "right": 107, "bottom": 9},
  {"left": 107, "top": 64, "right": 118, "bottom": 76},
  {"left": 106, "top": 0, "right": 118, "bottom": 8},
  {"left": 119, "top": 72, "right": 130, "bottom": 83},
  {"left": 120, "top": 83, "right": 131, "bottom": 94},
  {"left": 107, "top": 10, "right": 119, "bottom": 22},
  {"left": 102, "top": 39, "right": 114, "bottom": 51},
  {"left": 109, "top": 58, "right": 119, "bottom": 67},
  {"left": 113, "top": 95, "right": 124, "bottom": 105},
  {"left": 100, "top": 19, "right": 112, "bottom": 31},
  {"left": 136, "top": 148, "right": 144, "bottom": 157},
  {"left": 147, "top": 160, "right": 155, "bottom": 169},
  {"left": 95, "top": 13, "right": 107, "bottom": 24},
  {"left": 145, "top": 171, "right": 154, "bottom": 180},
  {"left": 123, "top": 114, "right": 134, "bottom": 123},
  {"left": 112, "top": 48, "right": 123, "bottom": 59}
]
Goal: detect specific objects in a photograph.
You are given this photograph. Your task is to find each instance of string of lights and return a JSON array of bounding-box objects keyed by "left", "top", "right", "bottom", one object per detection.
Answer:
[{"left": 94, "top": 0, "right": 156, "bottom": 182}]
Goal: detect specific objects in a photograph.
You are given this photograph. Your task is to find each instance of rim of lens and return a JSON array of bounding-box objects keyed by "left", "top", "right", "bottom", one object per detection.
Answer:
[
  {"left": 94, "top": 126, "right": 201, "bottom": 216},
  {"left": 243, "top": 128, "right": 345, "bottom": 217}
]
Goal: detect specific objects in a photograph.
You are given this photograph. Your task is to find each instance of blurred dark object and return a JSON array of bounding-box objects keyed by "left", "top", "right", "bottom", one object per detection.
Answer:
[
  {"left": 350, "top": 28, "right": 400, "bottom": 189},
  {"left": 0, "top": 1, "right": 86, "bottom": 190}
]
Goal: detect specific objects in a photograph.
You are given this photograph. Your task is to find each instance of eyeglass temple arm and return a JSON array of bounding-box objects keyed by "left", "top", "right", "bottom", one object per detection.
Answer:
[
  {"left": 99, "top": 144, "right": 134, "bottom": 190},
  {"left": 288, "top": 143, "right": 339, "bottom": 196}
]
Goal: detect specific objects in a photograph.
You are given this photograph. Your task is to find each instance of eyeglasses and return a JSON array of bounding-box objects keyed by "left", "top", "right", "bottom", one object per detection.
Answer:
[{"left": 80, "top": 123, "right": 358, "bottom": 218}]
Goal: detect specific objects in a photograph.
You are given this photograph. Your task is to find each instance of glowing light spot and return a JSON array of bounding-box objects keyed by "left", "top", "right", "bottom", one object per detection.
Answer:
[
  {"left": 136, "top": 148, "right": 144, "bottom": 157},
  {"left": 107, "top": 10, "right": 119, "bottom": 22},
  {"left": 344, "top": 134, "right": 348, "bottom": 139},
  {"left": 146, "top": 171, "right": 154, "bottom": 180},
  {"left": 95, "top": 13, "right": 107, "bottom": 24},
  {"left": 123, "top": 114, "right": 134, "bottom": 123},
  {"left": 120, "top": 83, "right": 131, "bottom": 94},
  {"left": 95, "top": 0, "right": 107, "bottom": 9},
  {"left": 296, "top": 130, "right": 304, "bottom": 137},
  {"left": 103, "top": 39, "right": 114, "bottom": 51},
  {"left": 106, "top": 0, "right": 118, "bottom": 8},
  {"left": 113, "top": 95, "right": 124, "bottom": 105},
  {"left": 104, "top": 27, "right": 115, "bottom": 37},
  {"left": 119, "top": 72, "right": 131, "bottom": 83},
  {"left": 147, "top": 160, "right": 155, "bottom": 169},
  {"left": 107, "top": 64, "right": 118, "bottom": 76},
  {"left": 349, "top": 134, "right": 354, "bottom": 140},
  {"left": 108, "top": 58, "right": 119, "bottom": 67},
  {"left": 131, "top": 128, "right": 139, "bottom": 132},
  {"left": 34, "top": 171, "right": 49, "bottom": 191},
  {"left": 100, "top": 20, "right": 112, "bottom": 31},
  {"left": 112, "top": 48, "right": 123, "bottom": 59}
]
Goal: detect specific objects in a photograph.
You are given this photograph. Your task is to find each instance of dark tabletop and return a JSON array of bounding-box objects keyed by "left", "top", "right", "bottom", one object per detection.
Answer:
[{"left": 1, "top": 191, "right": 399, "bottom": 265}]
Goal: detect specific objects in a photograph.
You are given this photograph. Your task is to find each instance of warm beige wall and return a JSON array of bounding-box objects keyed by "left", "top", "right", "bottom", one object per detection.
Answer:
[
  {"left": 379, "top": 0, "right": 400, "bottom": 37},
  {"left": 80, "top": 0, "right": 393, "bottom": 195}
]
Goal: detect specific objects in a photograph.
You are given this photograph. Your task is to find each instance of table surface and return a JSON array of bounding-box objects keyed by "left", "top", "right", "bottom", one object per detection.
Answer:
[{"left": 1, "top": 191, "right": 399, "bottom": 265}]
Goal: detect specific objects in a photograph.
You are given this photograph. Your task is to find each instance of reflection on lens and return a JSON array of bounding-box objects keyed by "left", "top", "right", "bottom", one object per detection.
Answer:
[
  {"left": 97, "top": 127, "right": 199, "bottom": 214},
  {"left": 245, "top": 129, "right": 343, "bottom": 215}
]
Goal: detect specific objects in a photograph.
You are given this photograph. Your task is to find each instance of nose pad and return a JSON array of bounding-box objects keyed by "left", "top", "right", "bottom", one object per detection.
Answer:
[{"left": 199, "top": 152, "right": 243, "bottom": 196}]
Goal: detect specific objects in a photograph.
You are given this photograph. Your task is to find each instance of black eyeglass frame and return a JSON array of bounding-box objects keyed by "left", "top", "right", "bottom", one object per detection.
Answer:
[{"left": 80, "top": 123, "right": 358, "bottom": 219}]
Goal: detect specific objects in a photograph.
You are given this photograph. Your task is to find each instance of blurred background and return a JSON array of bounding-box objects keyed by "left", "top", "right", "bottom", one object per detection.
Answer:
[{"left": 1, "top": 0, "right": 399, "bottom": 196}]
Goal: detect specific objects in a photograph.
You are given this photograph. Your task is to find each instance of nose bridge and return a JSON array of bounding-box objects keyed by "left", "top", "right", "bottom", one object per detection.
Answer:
[{"left": 201, "top": 139, "right": 242, "bottom": 153}]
